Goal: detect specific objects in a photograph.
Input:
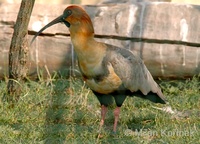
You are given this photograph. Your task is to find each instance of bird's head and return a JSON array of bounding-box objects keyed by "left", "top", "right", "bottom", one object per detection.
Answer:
[{"left": 31, "top": 5, "right": 94, "bottom": 44}]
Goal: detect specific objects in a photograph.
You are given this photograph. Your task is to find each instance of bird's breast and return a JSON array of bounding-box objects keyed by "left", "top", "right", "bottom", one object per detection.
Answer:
[
  {"left": 85, "top": 63, "right": 122, "bottom": 94},
  {"left": 79, "top": 59, "right": 101, "bottom": 76}
]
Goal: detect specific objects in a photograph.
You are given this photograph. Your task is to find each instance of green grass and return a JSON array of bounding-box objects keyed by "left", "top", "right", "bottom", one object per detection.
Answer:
[{"left": 0, "top": 75, "right": 199, "bottom": 144}]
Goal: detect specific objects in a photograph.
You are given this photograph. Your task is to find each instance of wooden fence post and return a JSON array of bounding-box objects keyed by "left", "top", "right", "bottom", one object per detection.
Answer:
[{"left": 6, "top": 0, "right": 35, "bottom": 103}]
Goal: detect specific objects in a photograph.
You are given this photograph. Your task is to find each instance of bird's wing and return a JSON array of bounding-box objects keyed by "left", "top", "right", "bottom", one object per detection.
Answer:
[{"left": 104, "top": 44, "right": 166, "bottom": 103}]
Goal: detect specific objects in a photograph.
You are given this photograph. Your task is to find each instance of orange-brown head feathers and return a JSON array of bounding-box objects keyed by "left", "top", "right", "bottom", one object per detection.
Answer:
[{"left": 63, "top": 5, "right": 94, "bottom": 37}]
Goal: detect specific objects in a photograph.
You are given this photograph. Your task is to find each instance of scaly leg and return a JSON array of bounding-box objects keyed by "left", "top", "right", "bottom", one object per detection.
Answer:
[
  {"left": 97, "top": 105, "right": 108, "bottom": 139},
  {"left": 113, "top": 107, "right": 120, "bottom": 133},
  {"left": 98, "top": 105, "right": 107, "bottom": 133},
  {"left": 100, "top": 105, "right": 107, "bottom": 127}
]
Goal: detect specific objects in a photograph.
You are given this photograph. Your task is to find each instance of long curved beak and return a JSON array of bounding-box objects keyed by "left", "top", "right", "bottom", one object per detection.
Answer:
[{"left": 31, "top": 15, "right": 64, "bottom": 45}]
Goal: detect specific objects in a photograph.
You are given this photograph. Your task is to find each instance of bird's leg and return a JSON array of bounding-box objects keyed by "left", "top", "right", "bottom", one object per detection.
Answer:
[
  {"left": 113, "top": 107, "right": 120, "bottom": 133},
  {"left": 97, "top": 105, "right": 107, "bottom": 138},
  {"left": 100, "top": 105, "right": 107, "bottom": 127}
]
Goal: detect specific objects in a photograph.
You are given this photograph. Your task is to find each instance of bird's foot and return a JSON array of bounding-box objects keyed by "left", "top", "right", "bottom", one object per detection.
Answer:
[
  {"left": 110, "top": 131, "right": 118, "bottom": 136},
  {"left": 97, "top": 133, "right": 104, "bottom": 139}
]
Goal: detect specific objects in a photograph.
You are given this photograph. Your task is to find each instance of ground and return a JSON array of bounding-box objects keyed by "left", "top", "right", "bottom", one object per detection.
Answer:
[{"left": 0, "top": 75, "right": 199, "bottom": 143}]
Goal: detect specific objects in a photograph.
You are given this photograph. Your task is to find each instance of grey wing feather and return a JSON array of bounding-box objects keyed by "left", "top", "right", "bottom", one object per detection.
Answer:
[{"left": 107, "top": 46, "right": 166, "bottom": 102}]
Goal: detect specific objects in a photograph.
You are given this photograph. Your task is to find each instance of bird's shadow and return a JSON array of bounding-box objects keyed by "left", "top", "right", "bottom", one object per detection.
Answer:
[
  {"left": 43, "top": 79, "right": 68, "bottom": 144},
  {"left": 43, "top": 78, "right": 93, "bottom": 144}
]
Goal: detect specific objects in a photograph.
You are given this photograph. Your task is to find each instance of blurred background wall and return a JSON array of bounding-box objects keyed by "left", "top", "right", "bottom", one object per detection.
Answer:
[{"left": 0, "top": 0, "right": 199, "bottom": 5}]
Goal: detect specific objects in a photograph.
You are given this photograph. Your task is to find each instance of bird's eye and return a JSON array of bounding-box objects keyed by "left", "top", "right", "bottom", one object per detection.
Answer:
[
  {"left": 63, "top": 9, "right": 72, "bottom": 20},
  {"left": 67, "top": 10, "right": 72, "bottom": 15},
  {"left": 63, "top": 9, "right": 72, "bottom": 17}
]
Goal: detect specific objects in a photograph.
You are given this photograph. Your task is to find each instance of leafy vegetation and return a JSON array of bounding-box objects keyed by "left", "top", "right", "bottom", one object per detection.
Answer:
[{"left": 0, "top": 75, "right": 199, "bottom": 143}]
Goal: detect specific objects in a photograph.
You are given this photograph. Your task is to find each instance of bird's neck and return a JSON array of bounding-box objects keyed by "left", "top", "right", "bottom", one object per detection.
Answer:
[
  {"left": 69, "top": 22, "right": 94, "bottom": 42},
  {"left": 71, "top": 33, "right": 104, "bottom": 60},
  {"left": 69, "top": 22, "right": 107, "bottom": 76},
  {"left": 70, "top": 28, "right": 106, "bottom": 76},
  {"left": 69, "top": 24, "right": 102, "bottom": 58}
]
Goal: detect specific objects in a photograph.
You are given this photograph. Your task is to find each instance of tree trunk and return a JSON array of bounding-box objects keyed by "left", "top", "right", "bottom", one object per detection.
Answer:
[{"left": 6, "top": 0, "right": 35, "bottom": 102}]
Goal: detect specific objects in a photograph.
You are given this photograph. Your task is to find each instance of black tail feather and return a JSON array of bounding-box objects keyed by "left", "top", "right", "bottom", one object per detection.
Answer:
[{"left": 131, "top": 91, "right": 166, "bottom": 104}]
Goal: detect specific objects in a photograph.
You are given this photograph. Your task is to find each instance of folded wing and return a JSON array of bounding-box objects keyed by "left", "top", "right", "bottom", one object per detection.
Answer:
[{"left": 105, "top": 45, "right": 167, "bottom": 104}]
